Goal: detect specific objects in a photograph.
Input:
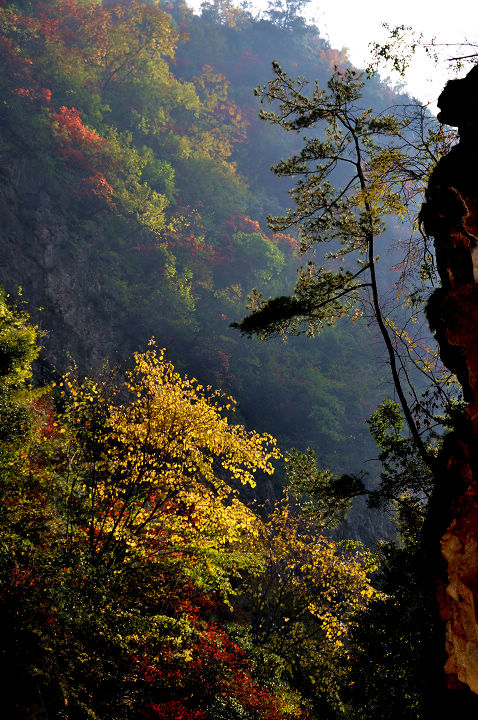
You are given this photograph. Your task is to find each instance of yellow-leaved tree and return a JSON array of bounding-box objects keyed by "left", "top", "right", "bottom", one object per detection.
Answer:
[
  {"left": 61, "top": 343, "right": 280, "bottom": 597},
  {"left": 238, "top": 495, "right": 380, "bottom": 716}
]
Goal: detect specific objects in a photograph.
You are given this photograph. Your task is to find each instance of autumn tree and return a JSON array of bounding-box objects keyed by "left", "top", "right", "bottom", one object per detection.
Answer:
[
  {"left": 237, "top": 494, "right": 378, "bottom": 717},
  {"left": 61, "top": 343, "right": 280, "bottom": 582},
  {"left": 0, "top": 333, "right": 298, "bottom": 719},
  {"left": 232, "top": 63, "right": 461, "bottom": 487}
]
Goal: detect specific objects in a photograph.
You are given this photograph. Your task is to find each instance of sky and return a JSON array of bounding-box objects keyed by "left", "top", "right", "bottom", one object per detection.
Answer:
[
  {"left": 305, "top": 0, "right": 476, "bottom": 111},
  {"left": 189, "top": 0, "right": 477, "bottom": 113}
]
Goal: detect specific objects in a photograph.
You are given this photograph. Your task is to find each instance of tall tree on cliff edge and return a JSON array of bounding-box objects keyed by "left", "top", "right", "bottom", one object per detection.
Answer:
[{"left": 233, "top": 61, "right": 458, "bottom": 475}]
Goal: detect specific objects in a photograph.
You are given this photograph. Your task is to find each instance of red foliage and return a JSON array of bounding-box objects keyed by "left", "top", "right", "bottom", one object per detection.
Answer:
[
  {"left": 211, "top": 214, "right": 270, "bottom": 274},
  {"left": 36, "top": 3, "right": 61, "bottom": 41},
  {"left": 166, "top": 232, "right": 214, "bottom": 258},
  {"left": 230, "top": 671, "right": 287, "bottom": 720},
  {"left": 52, "top": 106, "right": 104, "bottom": 149},
  {"left": 141, "top": 701, "right": 205, "bottom": 720},
  {"left": 213, "top": 216, "right": 298, "bottom": 279},
  {"left": 35, "top": 0, "right": 107, "bottom": 53},
  {"left": 32, "top": 396, "right": 58, "bottom": 440},
  {"left": 0, "top": 30, "right": 41, "bottom": 102},
  {"left": 239, "top": 49, "right": 264, "bottom": 65},
  {"left": 51, "top": 106, "right": 114, "bottom": 204},
  {"left": 134, "top": 603, "right": 299, "bottom": 720},
  {"left": 12, "top": 84, "right": 51, "bottom": 103},
  {"left": 271, "top": 231, "right": 299, "bottom": 253},
  {"left": 9, "top": 567, "right": 37, "bottom": 590},
  {"left": 81, "top": 170, "right": 114, "bottom": 203},
  {"left": 218, "top": 215, "right": 268, "bottom": 244}
]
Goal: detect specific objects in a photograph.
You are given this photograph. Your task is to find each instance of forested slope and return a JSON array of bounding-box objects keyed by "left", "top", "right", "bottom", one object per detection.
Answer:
[{"left": 0, "top": 0, "right": 408, "bottom": 488}]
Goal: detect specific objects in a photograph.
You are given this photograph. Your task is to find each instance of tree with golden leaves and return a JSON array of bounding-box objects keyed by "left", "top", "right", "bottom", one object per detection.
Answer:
[
  {"left": 236, "top": 494, "right": 380, "bottom": 717},
  {"left": 61, "top": 343, "right": 280, "bottom": 590}
]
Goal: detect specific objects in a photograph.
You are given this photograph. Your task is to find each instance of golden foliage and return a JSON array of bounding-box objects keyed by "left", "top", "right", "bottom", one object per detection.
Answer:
[
  {"left": 62, "top": 343, "right": 280, "bottom": 590},
  {"left": 236, "top": 494, "right": 381, "bottom": 711}
]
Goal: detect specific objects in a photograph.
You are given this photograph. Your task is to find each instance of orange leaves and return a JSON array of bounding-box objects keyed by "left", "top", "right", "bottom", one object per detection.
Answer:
[
  {"left": 318, "top": 46, "right": 349, "bottom": 71},
  {"left": 52, "top": 106, "right": 104, "bottom": 149},
  {"left": 51, "top": 105, "right": 116, "bottom": 204},
  {"left": 36, "top": 0, "right": 108, "bottom": 52},
  {"left": 11, "top": 86, "right": 51, "bottom": 104},
  {"left": 81, "top": 170, "right": 114, "bottom": 204},
  {"left": 272, "top": 231, "right": 299, "bottom": 253}
]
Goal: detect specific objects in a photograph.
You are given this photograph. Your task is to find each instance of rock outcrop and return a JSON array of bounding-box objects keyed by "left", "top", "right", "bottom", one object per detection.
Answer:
[
  {"left": 0, "top": 142, "right": 173, "bottom": 381},
  {"left": 423, "top": 63, "right": 478, "bottom": 698},
  {"left": 0, "top": 158, "right": 122, "bottom": 378}
]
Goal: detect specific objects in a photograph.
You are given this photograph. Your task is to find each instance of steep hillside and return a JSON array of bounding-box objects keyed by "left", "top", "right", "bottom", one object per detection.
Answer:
[{"left": 0, "top": 0, "right": 414, "bottom": 522}]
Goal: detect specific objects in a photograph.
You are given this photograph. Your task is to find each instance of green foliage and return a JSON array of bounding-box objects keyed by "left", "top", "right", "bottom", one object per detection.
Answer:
[
  {"left": 234, "top": 62, "right": 414, "bottom": 337},
  {"left": 0, "top": 289, "right": 39, "bottom": 443},
  {"left": 284, "top": 396, "right": 438, "bottom": 540},
  {"left": 0, "top": 0, "right": 407, "bottom": 481},
  {"left": 285, "top": 447, "right": 363, "bottom": 528},
  {"left": 366, "top": 400, "right": 435, "bottom": 510},
  {"left": 0, "top": 291, "right": 37, "bottom": 376}
]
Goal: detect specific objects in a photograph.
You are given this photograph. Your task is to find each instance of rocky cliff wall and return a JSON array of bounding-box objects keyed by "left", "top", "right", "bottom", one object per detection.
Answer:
[
  {"left": 423, "top": 64, "right": 478, "bottom": 698},
  {"left": 0, "top": 153, "right": 122, "bottom": 378}
]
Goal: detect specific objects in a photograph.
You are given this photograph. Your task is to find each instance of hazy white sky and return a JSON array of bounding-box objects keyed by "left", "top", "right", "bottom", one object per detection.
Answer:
[
  {"left": 306, "top": 0, "right": 475, "bottom": 110},
  {"left": 189, "top": 0, "right": 476, "bottom": 111}
]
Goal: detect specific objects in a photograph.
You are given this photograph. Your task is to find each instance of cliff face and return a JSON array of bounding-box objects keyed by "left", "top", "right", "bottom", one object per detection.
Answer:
[
  {"left": 423, "top": 64, "right": 478, "bottom": 695},
  {"left": 0, "top": 152, "right": 122, "bottom": 378}
]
